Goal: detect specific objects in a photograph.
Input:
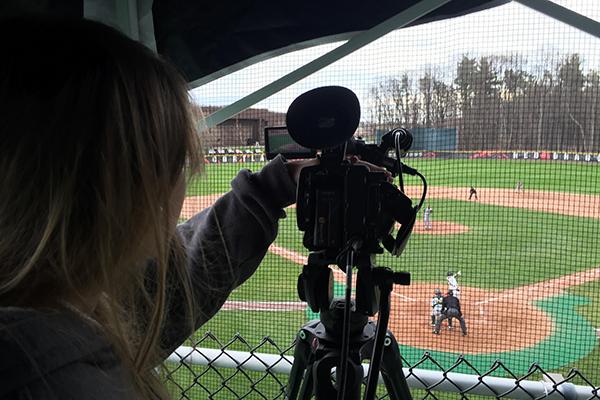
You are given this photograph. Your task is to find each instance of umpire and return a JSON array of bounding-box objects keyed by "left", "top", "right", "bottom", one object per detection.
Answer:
[{"left": 433, "top": 290, "right": 467, "bottom": 336}]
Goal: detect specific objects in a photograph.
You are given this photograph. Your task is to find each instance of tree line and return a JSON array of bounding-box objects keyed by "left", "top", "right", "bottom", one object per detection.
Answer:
[{"left": 367, "top": 54, "right": 600, "bottom": 152}]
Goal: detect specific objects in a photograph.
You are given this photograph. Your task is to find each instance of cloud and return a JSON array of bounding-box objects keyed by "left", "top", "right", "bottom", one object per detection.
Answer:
[{"left": 190, "top": 0, "right": 600, "bottom": 114}]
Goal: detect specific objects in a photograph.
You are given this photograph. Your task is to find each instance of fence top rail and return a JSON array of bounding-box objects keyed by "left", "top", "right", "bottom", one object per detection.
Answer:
[{"left": 167, "top": 346, "right": 600, "bottom": 400}]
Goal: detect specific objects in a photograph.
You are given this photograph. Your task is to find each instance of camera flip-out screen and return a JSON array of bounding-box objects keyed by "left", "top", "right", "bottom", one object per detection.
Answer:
[{"left": 264, "top": 126, "right": 316, "bottom": 160}]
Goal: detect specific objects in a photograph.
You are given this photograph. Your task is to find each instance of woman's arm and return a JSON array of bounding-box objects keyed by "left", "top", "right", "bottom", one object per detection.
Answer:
[{"left": 160, "top": 155, "right": 299, "bottom": 354}]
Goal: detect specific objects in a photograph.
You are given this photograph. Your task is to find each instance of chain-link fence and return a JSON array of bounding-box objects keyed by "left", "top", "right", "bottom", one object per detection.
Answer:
[{"left": 163, "top": 332, "right": 599, "bottom": 399}]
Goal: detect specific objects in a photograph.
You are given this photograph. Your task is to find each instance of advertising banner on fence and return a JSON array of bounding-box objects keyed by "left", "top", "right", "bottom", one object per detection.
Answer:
[{"left": 205, "top": 149, "right": 600, "bottom": 164}]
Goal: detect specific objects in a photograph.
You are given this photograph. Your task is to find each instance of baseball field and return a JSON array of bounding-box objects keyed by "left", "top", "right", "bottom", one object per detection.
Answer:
[{"left": 169, "top": 156, "right": 600, "bottom": 396}]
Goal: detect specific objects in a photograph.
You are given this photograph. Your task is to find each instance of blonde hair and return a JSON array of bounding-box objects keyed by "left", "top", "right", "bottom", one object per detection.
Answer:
[{"left": 0, "top": 16, "right": 203, "bottom": 398}]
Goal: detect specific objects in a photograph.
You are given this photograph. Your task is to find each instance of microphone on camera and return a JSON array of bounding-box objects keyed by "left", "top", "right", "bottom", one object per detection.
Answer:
[{"left": 286, "top": 86, "right": 360, "bottom": 149}]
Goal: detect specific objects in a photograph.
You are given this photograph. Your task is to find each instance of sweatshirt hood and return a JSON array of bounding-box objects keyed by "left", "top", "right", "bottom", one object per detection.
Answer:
[{"left": 0, "top": 307, "right": 111, "bottom": 396}]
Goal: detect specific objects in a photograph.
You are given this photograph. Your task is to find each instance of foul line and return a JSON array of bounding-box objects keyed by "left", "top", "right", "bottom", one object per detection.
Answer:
[
  {"left": 268, "top": 245, "right": 600, "bottom": 308},
  {"left": 392, "top": 292, "right": 417, "bottom": 302},
  {"left": 222, "top": 300, "right": 306, "bottom": 311},
  {"left": 475, "top": 266, "right": 600, "bottom": 306}
]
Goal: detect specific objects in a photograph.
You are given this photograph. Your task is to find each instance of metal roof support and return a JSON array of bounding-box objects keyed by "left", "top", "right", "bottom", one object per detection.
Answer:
[
  {"left": 514, "top": 0, "right": 600, "bottom": 40},
  {"left": 84, "top": 0, "right": 157, "bottom": 51},
  {"left": 203, "top": 0, "right": 451, "bottom": 130}
]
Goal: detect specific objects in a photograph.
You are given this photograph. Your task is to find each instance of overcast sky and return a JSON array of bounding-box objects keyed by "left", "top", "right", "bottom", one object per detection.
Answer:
[{"left": 190, "top": 0, "right": 600, "bottom": 114}]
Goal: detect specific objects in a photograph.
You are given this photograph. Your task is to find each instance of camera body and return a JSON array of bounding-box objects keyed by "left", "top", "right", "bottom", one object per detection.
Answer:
[
  {"left": 264, "top": 86, "right": 417, "bottom": 265},
  {"left": 296, "top": 146, "right": 413, "bottom": 262}
]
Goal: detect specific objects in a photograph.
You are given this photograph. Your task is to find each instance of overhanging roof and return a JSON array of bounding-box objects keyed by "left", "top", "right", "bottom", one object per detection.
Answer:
[
  {"left": 152, "top": 0, "right": 510, "bottom": 85},
  {"left": 1, "top": 0, "right": 510, "bottom": 86}
]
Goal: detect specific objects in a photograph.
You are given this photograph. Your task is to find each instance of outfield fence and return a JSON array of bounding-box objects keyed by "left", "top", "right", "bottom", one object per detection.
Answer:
[{"left": 164, "top": 334, "right": 600, "bottom": 400}]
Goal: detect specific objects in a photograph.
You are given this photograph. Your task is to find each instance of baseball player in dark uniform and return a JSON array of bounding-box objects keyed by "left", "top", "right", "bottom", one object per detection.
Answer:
[
  {"left": 433, "top": 291, "right": 467, "bottom": 336},
  {"left": 468, "top": 186, "right": 478, "bottom": 200}
]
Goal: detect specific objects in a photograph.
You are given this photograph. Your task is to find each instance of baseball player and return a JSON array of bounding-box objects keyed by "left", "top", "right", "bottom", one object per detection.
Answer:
[
  {"left": 433, "top": 291, "right": 468, "bottom": 336},
  {"left": 423, "top": 206, "right": 433, "bottom": 230},
  {"left": 447, "top": 271, "right": 461, "bottom": 300},
  {"left": 468, "top": 186, "right": 478, "bottom": 200},
  {"left": 515, "top": 181, "right": 524, "bottom": 192},
  {"left": 430, "top": 288, "right": 443, "bottom": 326}
]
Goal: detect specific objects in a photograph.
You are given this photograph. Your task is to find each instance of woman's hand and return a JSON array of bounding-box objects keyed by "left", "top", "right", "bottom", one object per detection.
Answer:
[
  {"left": 286, "top": 155, "right": 393, "bottom": 185},
  {"left": 286, "top": 158, "right": 319, "bottom": 185},
  {"left": 347, "top": 155, "right": 393, "bottom": 182}
]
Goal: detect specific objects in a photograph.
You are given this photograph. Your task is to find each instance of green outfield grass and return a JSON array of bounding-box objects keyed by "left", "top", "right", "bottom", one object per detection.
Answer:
[
  {"left": 185, "top": 158, "right": 600, "bottom": 196},
  {"left": 169, "top": 157, "right": 600, "bottom": 395},
  {"left": 191, "top": 310, "right": 306, "bottom": 351},
  {"left": 272, "top": 203, "right": 600, "bottom": 289},
  {"left": 186, "top": 162, "right": 265, "bottom": 196},
  {"left": 407, "top": 158, "right": 600, "bottom": 194},
  {"left": 228, "top": 252, "right": 301, "bottom": 302}
]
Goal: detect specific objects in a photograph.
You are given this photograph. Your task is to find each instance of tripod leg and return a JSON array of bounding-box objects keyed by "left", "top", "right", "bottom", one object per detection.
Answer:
[
  {"left": 313, "top": 354, "right": 362, "bottom": 400},
  {"left": 296, "top": 364, "right": 314, "bottom": 400},
  {"left": 286, "top": 331, "right": 312, "bottom": 400},
  {"left": 380, "top": 333, "right": 412, "bottom": 400}
]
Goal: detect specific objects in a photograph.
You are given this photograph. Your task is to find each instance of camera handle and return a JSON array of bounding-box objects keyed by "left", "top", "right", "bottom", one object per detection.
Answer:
[{"left": 289, "top": 251, "right": 411, "bottom": 400}]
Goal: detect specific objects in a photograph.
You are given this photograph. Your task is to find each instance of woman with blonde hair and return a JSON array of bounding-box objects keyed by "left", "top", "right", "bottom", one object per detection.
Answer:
[{"left": 0, "top": 16, "right": 306, "bottom": 399}]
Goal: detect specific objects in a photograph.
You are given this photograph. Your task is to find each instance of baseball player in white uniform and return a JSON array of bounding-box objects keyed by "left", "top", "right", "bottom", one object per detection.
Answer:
[
  {"left": 447, "top": 271, "right": 461, "bottom": 300},
  {"left": 423, "top": 206, "right": 433, "bottom": 230}
]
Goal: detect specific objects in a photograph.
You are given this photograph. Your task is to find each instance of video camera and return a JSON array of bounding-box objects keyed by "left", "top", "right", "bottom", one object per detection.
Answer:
[
  {"left": 265, "top": 86, "right": 421, "bottom": 269},
  {"left": 267, "top": 86, "right": 424, "bottom": 400}
]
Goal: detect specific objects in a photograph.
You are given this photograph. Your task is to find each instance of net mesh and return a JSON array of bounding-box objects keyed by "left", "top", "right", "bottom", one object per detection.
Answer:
[{"left": 172, "top": 1, "right": 600, "bottom": 398}]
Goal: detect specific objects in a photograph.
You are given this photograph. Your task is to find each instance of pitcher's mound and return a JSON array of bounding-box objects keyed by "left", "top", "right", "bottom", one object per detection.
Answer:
[{"left": 413, "top": 221, "right": 470, "bottom": 235}]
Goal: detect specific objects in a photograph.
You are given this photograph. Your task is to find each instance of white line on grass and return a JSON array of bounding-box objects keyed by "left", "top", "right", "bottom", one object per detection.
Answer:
[{"left": 391, "top": 292, "right": 416, "bottom": 302}]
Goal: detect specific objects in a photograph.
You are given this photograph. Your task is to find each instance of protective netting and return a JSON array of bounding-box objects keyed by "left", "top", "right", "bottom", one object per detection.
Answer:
[{"left": 172, "top": 1, "right": 600, "bottom": 398}]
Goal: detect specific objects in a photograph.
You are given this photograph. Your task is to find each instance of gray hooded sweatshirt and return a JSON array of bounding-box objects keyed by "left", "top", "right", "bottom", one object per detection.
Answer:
[{"left": 0, "top": 155, "right": 297, "bottom": 399}]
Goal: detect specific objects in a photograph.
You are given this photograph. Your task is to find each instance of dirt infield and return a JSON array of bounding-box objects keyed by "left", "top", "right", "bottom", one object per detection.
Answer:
[
  {"left": 184, "top": 187, "right": 600, "bottom": 354},
  {"left": 182, "top": 194, "right": 470, "bottom": 235},
  {"left": 387, "top": 283, "right": 552, "bottom": 355},
  {"left": 268, "top": 243, "right": 600, "bottom": 355},
  {"left": 388, "top": 267, "right": 600, "bottom": 354},
  {"left": 406, "top": 221, "right": 470, "bottom": 235},
  {"left": 182, "top": 186, "right": 600, "bottom": 221},
  {"left": 405, "top": 186, "right": 600, "bottom": 219}
]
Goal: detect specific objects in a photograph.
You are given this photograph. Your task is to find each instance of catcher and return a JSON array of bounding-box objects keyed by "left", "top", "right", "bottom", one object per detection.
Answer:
[{"left": 430, "top": 288, "right": 443, "bottom": 326}]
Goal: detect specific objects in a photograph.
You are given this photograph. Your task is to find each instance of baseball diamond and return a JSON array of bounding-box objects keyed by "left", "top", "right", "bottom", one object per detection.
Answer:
[{"left": 181, "top": 160, "right": 600, "bottom": 379}]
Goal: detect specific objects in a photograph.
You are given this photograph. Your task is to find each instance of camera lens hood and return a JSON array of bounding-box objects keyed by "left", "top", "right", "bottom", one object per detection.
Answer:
[{"left": 286, "top": 86, "right": 360, "bottom": 149}]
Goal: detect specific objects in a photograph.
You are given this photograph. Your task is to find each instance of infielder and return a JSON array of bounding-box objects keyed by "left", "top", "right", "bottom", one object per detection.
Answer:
[
  {"left": 447, "top": 271, "right": 461, "bottom": 300},
  {"left": 423, "top": 206, "right": 433, "bottom": 230},
  {"left": 515, "top": 181, "right": 524, "bottom": 192},
  {"left": 430, "top": 288, "right": 443, "bottom": 326},
  {"left": 468, "top": 186, "right": 478, "bottom": 200}
]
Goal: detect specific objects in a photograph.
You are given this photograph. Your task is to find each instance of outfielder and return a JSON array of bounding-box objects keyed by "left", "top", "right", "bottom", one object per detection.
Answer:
[
  {"left": 447, "top": 271, "right": 461, "bottom": 300},
  {"left": 430, "top": 288, "right": 443, "bottom": 326}
]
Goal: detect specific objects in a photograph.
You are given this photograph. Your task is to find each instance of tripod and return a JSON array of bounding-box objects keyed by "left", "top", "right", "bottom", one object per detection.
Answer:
[{"left": 286, "top": 251, "right": 413, "bottom": 400}]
